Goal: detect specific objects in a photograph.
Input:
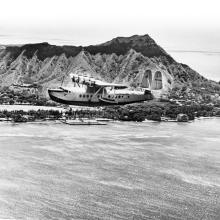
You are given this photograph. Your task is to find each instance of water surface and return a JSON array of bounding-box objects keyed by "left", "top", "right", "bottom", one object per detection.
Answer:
[{"left": 0, "top": 119, "right": 220, "bottom": 219}]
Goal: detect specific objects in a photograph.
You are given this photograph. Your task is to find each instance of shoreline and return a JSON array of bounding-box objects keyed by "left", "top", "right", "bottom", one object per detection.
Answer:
[
  {"left": 1, "top": 116, "right": 219, "bottom": 124},
  {"left": 0, "top": 104, "right": 219, "bottom": 123},
  {"left": 0, "top": 104, "right": 64, "bottom": 112}
]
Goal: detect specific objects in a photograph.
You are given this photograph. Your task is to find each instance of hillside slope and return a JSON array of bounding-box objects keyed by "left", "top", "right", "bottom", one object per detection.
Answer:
[{"left": 0, "top": 35, "right": 219, "bottom": 102}]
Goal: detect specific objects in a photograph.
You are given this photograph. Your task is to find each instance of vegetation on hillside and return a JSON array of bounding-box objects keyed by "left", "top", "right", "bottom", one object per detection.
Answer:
[{"left": 0, "top": 87, "right": 57, "bottom": 106}]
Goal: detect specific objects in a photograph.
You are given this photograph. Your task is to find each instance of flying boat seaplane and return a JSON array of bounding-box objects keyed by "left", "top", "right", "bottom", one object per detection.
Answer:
[{"left": 48, "top": 73, "right": 152, "bottom": 106}]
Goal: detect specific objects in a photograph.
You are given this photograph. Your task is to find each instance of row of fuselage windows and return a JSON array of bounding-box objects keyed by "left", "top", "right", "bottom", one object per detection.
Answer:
[{"left": 79, "top": 94, "right": 130, "bottom": 99}]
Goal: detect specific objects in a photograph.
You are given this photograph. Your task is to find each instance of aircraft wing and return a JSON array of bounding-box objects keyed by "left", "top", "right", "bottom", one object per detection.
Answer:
[
  {"left": 94, "top": 80, "right": 128, "bottom": 89},
  {"left": 70, "top": 73, "right": 127, "bottom": 89}
]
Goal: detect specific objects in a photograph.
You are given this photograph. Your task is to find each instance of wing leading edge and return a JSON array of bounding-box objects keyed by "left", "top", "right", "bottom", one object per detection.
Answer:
[{"left": 70, "top": 73, "right": 127, "bottom": 89}]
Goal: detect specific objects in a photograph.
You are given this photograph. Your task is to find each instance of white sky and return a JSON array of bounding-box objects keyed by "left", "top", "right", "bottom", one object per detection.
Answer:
[{"left": 0, "top": 0, "right": 219, "bottom": 50}]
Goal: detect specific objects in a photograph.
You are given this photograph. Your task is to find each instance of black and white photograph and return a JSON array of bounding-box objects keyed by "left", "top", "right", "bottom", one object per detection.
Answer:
[{"left": 0, "top": 0, "right": 220, "bottom": 219}]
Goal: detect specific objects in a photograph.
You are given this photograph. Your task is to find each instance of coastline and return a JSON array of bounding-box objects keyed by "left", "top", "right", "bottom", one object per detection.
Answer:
[
  {"left": 0, "top": 104, "right": 219, "bottom": 124},
  {"left": 0, "top": 104, "right": 64, "bottom": 112}
]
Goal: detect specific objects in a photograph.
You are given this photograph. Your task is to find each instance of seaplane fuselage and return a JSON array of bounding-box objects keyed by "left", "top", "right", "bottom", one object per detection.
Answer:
[{"left": 48, "top": 73, "right": 153, "bottom": 106}]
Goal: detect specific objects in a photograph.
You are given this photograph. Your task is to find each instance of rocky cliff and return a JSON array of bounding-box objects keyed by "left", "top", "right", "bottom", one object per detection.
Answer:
[{"left": 0, "top": 34, "right": 219, "bottom": 101}]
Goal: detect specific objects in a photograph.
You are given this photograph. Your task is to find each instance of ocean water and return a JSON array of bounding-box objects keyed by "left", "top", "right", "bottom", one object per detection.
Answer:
[
  {"left": 169, "top": 51, "right": 220, "bottom": 82},
  {"left": 0, "top": 119, "right": 220, "bottom": 220}
]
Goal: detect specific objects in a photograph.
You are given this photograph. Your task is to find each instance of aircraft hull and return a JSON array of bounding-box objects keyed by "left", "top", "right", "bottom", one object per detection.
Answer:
[{"left": 48, "top": 89, "right": 152, "bottom": 106}]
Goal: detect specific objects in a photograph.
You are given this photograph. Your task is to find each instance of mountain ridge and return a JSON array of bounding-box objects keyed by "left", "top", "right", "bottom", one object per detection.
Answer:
[{"left": 0, "top": 34, "right": 220, "bottom": 103}]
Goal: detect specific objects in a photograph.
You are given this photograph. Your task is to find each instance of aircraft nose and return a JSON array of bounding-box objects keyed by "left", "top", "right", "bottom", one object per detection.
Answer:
[{"left": 48, "top": 89, "right": 53, "bottom": 95}]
